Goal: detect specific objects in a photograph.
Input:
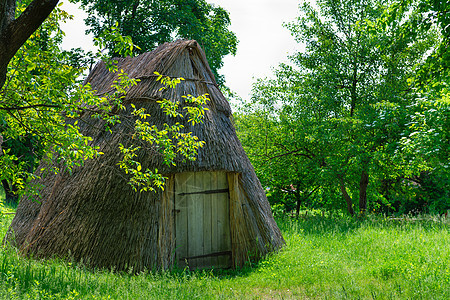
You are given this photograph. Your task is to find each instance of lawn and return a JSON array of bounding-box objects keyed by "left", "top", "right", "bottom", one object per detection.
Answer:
[{"left": 0, "top": 208, "right": 449, "bottom": 299}]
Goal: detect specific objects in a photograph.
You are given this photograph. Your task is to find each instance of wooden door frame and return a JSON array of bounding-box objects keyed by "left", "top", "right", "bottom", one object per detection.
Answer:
[{"left": 173, "top": 171, "right": 232, "bottom": 269}]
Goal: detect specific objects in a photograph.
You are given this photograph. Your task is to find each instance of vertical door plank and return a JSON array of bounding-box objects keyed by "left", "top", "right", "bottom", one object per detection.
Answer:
[
  {"left": 175, "top": 173, "right": 188, "bottom": 269},
  {"left": 202, "top": 172, "right": 212, "bottom": 268},
  {"left": 216, "top": 172, "right": 231, "bottom": 268},
  {"left": 185, "top": 172, "right": 198, "bottom": 269},
  {"left": 210, "top": 171, "right": 219, "bottom": 267},
  {"left": 175, "top": 171, "right": 232, "bottom": 270},
  {"left": 194, "top": 172, "right": 205, "bottom": 267}
]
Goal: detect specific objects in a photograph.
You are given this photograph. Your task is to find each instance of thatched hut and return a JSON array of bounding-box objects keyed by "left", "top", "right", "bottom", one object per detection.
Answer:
[{"left": 5, "top": 40, "right": 284, "bottom": 271}]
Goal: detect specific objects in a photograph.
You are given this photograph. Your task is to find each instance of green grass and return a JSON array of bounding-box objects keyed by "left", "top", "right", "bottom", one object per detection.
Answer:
[{"left": 0, "top": 212, "right": 449, "bottom": 299}]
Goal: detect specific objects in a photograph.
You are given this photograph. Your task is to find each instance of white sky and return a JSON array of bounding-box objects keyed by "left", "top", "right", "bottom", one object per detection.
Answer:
[{"left": 60, "top": 1, "right": 302, "bottom": 101}]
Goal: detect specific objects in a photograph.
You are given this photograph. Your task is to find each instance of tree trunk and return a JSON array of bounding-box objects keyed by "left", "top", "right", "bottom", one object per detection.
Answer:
[
  {"left": 295, "top": 191, "right": 301, "bottom": 217},
  {"left": 295, "top": 185, "right": 320, "bottom": 217},
  {"left": 294, "top": 182, "right": 302, "bottom": 217},
  {"left": 359, "top": 169, "right": 369, "bottom": 215},
  {"left": 339, "top": 176, "right": 354, "bottom": 216}
]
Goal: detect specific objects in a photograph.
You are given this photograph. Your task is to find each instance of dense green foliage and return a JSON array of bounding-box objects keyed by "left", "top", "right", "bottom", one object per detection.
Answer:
[
  {"left": 236, "top": 0, "right": 449, "bottom": 216},
  {"left": 1, "top": 205, "right": 449, "bottom": 299},
  {"left": 0, "top": 4, "right": 98, "bottom": 200},
  {"left": 74, "top": 0, "right": 238, "bottom": 85},
  {"left": 0, "top": 4, "right": 210, "bottom": 199}
]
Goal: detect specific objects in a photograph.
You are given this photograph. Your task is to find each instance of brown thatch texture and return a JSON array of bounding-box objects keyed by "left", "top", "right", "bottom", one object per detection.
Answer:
[{"left": 4, "top": 40, "right": 284, "bottom": 271}]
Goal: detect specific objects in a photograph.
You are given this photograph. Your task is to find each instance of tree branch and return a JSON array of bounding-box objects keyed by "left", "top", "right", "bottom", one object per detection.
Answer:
[
  {"left": 0, "top": 0, "right": 59, "bottom": 90},
  {"left": 0, "top": 104, "right": 60, "bottom": 111},
  {"left": 6, "top": 0, "right": 59, "bottom": 57},
  {"left": 338, "top": 175, "right": 355, "bottom": 216},
  {"left": 263, "top": 149, "right": 314, "bottom": 161}
]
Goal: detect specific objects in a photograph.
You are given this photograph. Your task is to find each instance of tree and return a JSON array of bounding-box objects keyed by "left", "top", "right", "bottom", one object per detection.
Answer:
[
  {"left": 234, "top": 106, "right": 322, "bottom": 216},
  {"left": 75, "top": 0, "right": 238, "bottom": 85},
  {"left": 0, "top": 4, "right": 209, "bottom": 201},
  {"left": 1, "top": 1, "right": 67, "bottom": 203},
  {"left": 394, "top": 0, "right": 450, "bottom": 214},
  {"left": 239, "top": 0, "right": 439, "bottom": 216},
  {"left": 0, "top": 3, "right": 93, "bottom": 200},
  {"left": 0, "top": 0, "right": 60, "bottom": 91},
  {"left": 0, "top": 134, "right": 43, "bottom": 203}
]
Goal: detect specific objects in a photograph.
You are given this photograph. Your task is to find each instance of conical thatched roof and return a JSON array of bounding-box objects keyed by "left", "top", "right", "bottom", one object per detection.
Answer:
[{"left": 5, "top": 40, "right": 284, "bottom": 271}]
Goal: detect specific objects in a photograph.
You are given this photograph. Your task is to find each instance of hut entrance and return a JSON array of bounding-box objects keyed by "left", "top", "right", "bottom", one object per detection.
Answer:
[{"left": 174, "top": 171, "right": 232, "bottom": 269}]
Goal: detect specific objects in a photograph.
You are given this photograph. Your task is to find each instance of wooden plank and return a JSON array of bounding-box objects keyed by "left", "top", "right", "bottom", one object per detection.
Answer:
[
  {"left": 186, "top": 172, "right": 198, "bottom": 269},
  {"left": 202, "top": 172, "right": 212, "bottom": 268},
  {"left": 217, "top": 171, "right": 228, "bottom": 189},
  {"left": 175, "top": 173, "right": 188, "bottom": 269},
  {"left": 210, "top": 171, "right": 219, "bottom": 268},
  {"left": 183, "top": 251, "right": 231, "bottom": 260},
  {"left": 216, "top": 172, "right": 231, "bottom": 268},
  {"left": 177, "top": 188, "right": 228, "bottom": 196},
  {"left": 194, "top": 172, "right": 205, "bottom": 268},
  {"left": 176, "top": 171, "right": 232, "bottom": 270},
  {"left": 186, "top": 172, "right": 202, "bottom": 193},
  {"left": 228, "top": 172, "right": 249, "bottom": 267}
]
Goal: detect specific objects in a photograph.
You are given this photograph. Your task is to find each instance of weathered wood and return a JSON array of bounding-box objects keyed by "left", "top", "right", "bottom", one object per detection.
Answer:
[
  {"left": 182, "top": 250, "right": 231, "bottom": 260},
  {"left": 210, "top": 171, "right": 219, "bottom": 267},
  {"left": 177, "top": 188, "right": 228, "bottom": 196},
  {"left": 228, "top": 172, "right": 254, "bottom": 267},
  {"left": 175, "top": 171, "right": 231, "bottom": 269},
  {"left": 175, "top": 173, "right": 188, "bottom": 268},
  {"left": 217, "top": 172, "right": 231, "bottom": 268},
  {"left": 202, "top": 171, "right": 212, "bottom": 268},
  {"left": 189, "top": 172, "right": 203, "bottom": 269}
]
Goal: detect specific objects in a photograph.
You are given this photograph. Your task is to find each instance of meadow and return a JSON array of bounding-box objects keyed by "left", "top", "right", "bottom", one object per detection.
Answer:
[{"left": 0, "top": 192, "right": 449, "bottom": 299}]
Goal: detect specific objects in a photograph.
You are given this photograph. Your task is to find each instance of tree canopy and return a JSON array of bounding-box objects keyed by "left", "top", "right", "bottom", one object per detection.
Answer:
[
  {"left": 74, "top": 0, "right": 238, "bottom": 85},
  {"left": 0, "top": 2, "right": 211, "bottom": 201},
  {"left": 236, "top": 0, "right": 448, "bottom": 216}
]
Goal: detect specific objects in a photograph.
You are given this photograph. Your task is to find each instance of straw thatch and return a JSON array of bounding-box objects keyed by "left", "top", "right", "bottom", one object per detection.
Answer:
[{"left": 4, "top": 40, "right": 284, "bottom": 271}]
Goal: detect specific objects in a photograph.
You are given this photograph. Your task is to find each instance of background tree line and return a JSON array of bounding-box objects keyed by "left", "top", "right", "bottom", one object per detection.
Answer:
[{"left": 235, "top": 0, "right": 449, "bottom": 216}]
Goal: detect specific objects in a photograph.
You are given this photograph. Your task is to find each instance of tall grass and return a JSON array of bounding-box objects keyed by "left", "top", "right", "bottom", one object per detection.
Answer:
[{"left": 0, "top": 211, "right": 449, "bottom": 299}]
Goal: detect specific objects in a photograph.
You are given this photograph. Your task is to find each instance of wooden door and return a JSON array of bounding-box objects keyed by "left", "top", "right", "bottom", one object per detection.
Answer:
[{"left": 174, "top": 171, "right": 231, "bottom": 269}]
